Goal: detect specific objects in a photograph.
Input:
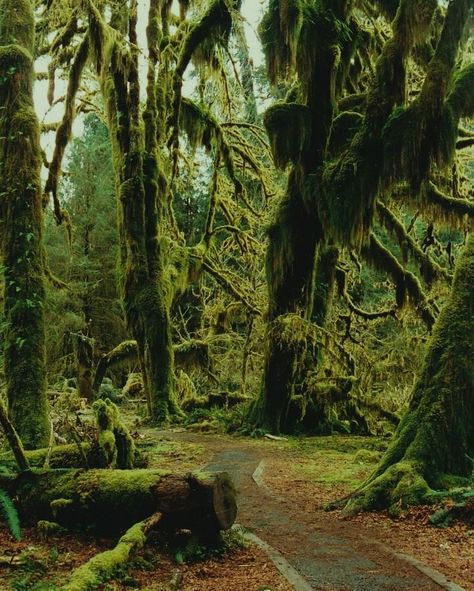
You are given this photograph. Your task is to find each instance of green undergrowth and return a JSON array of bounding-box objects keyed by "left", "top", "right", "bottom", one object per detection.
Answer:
[
  {"left": 167, "top": 527, "right": 248, "bottom": 565},
  {"left": 137, "top": 437, "right": 207, "bottom": 471},
  {"left": 290, "top": 437, "right": 386, "bottom": 492},
  {"left": 183, "top": 402, "right": 250, "bottom": 434}
]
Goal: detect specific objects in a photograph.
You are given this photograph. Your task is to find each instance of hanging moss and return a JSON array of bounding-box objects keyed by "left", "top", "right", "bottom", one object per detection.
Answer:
[
  {"left": 259, "top": 0, "right": 303, "bottom": 84},
  {"left": 321, "top": 0, "right": 437, "bottom": 246},
  {"left": 263, "top": 102, "right": 311, "bottom": 170},
  {"left": 382, "top": 0, "right": 471, "bottom": 191},
  {"left": 327, "top": 110, "right": 363, "bottom": 157},
  {"left": 266, "top": 167, "right": 321, "bottom": 317}
]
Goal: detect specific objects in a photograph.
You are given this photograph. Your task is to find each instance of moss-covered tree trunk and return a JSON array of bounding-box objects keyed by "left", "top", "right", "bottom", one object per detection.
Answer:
[
  {"left": 251, "top": 0, "right": 352, "bottom": 433},
  {"left": 0, "top": 0, "right": 51, "bottom": 448},
  {"left": 346, "top": 234, "right": 474, "bottom": 514},
  {"left": 84, "top": 0, "right": 180, "bottom": 424}
]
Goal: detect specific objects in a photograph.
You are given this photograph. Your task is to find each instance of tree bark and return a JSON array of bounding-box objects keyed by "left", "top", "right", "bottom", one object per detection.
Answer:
[
  {"left": 345, "top": 234, "right": 474, "bottom": 514},
  {"left": 0, "top": 398, "right": 30, "bottom": 472},
  {"left": 0, "top": 0, "right": 51, "bottom": 448}
]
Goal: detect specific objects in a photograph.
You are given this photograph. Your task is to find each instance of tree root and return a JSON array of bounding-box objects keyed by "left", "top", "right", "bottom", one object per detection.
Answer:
[{"left": 342, "top": 460, "right": 432, "bottom": 517}]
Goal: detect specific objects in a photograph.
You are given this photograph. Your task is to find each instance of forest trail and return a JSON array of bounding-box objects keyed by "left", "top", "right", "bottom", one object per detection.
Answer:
[{"left": 149, "top": 429, "right": 460, "bottom": 591}]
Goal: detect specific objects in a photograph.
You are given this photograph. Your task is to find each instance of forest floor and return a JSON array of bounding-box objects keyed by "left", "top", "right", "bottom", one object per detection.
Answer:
[{"left": 0, "top": 427, "right": 472, "bottom": 590}]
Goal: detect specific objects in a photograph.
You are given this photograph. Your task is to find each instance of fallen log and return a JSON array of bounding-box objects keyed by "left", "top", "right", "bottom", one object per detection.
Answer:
[
  {"left": 0, "top": 468, "right": 237, "bottom": 536},
  {"left": 61, "top": 513, "right": 163, "bottom": 591}
]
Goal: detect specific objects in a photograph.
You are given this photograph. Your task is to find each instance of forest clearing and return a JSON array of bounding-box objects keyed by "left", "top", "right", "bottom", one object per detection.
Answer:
[{"left": 0, "top": 0, "right": 473, "bottom": 589}]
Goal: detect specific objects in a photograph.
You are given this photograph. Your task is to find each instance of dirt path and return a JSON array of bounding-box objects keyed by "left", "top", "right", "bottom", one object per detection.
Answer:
[{"left": 152, "top": 429, "right": 460, "bottom": 591}]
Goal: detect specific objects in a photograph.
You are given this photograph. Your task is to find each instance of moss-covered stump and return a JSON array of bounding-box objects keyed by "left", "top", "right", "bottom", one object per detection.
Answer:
[
  {"left": 343, "top": 235, "right": 474, "bottom": 515},
  {"left": 0, "top": 468, "right": 237, "bottom": 535},
  {"left": 93, "top": 398, "right": 136, "bottom": 469}
]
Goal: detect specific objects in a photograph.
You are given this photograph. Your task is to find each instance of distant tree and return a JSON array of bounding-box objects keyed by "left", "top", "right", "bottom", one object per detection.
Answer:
[
  {"left": 43, "top": 0, "right": 269, "bottom": 424},
  {"left": 45, "top": 114, "right": 125, "bottom": 398}
]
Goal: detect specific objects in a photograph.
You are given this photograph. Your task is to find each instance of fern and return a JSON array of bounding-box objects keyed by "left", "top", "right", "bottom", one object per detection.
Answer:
[{"left": 0, "top": 487, "right": 21, "bottom": 540}]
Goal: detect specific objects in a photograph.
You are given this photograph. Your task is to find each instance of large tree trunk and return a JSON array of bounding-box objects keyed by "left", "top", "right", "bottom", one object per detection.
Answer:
[
  {"left": 2, "top": 468, "right": 237, "bottom": 535},
  {"left": 84, "top": 1, "right": 180, "bottom": 425},
  {"left": 345, "top": 234, "right": 474, "bottom": 514},
  {"left": 251, "top": 1, "right": 353, "bottom": 434},
  {"left": 0, "top": 0, "right": 51, "bottom": 448}
]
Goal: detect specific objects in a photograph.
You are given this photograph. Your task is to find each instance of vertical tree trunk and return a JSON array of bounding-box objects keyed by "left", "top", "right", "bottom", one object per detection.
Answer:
[
  {"left": 0, "top": 0, "right": 51, "bottom": 448},
  {"left": 76, "top": 330, "right": 94, "bottom": 402},
  {"left": 346, "top": 234, "right": 474, "bottom": 514}
]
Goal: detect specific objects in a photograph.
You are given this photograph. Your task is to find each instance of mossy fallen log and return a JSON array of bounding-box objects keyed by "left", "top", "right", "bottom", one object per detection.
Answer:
[
  {"left": 60, "top": 513, "right": 162, "bottom": 591},
  {"left": 0, "top": 442, "right": 145, "bottom": 471},
  {"left": 0, "top": 468, "right": 237, "bottom": 536}
]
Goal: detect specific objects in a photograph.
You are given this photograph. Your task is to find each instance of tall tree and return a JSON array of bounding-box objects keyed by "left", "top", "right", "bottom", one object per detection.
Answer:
[
  {"left": 43, "top": 0, "right": 264, "bottom": 423},
  {"left": 0, "top": 0, "right": 51, "bottom": 447},
  {"left": 345, "top": 232, "right": 474, "bottom": 513},
  {"left": 252, "top": 0, "right": 473, "bottom": 434}
]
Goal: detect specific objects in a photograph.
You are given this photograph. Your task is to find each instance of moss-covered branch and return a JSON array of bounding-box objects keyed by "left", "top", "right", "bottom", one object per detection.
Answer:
[
  {"left": 423, "top": 180, "right": 474, "bottom": 221},
  {"left": 335, "top": 267, "right": 398, "bottom": 320},
  {"left": 44, "top": 35, "right": 89, "bottom": 224},
  {"left": 61, "top": 514, "right": 161, "bottom": 591},
  {"left": 376, "top": 201, "right": 449, "bottom": 284},
  {"left": 361, "top": 234, "right": 437, "bottom": 329},
  {"left": 202, "top": 260, "right": 262, "bottom": 316}
]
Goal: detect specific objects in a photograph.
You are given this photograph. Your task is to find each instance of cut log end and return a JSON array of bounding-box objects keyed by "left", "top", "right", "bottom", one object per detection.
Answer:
[{"left": 211, "top": 472, "right": 237, "bottom": 530}]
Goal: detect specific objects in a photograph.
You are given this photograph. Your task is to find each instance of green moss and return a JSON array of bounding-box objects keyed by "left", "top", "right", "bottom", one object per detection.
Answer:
[
  {"left": 0, "top": 444, "right": 90, "bottom": 470},
  {"left": 263, "top": 102, "right": 311, "bottom": 169},
  {"left": 0, "top": 0, "right": 50, "bottom": 449},
  {"left": 61, "top": 520, "right": 147, "bottom": 591},
  {"left": 344, "top": 460, "right": 432, "bottom": 515},
  {"left": 37, "top": 519, "right": 67, "bottom": 538},
  {"left": 93, "top": 399, "right": 136, "bottom": 469}
]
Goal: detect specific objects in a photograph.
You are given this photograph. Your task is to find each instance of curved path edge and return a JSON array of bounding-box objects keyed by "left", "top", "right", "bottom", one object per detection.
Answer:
[{"left": 252, "top": 460, "right": 466, "bottom": 591}]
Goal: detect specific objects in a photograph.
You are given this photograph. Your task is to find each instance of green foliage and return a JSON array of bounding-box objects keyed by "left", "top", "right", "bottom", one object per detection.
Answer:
[
  {"left": 45, "top": 114, "right": 124, "bottom": 382},
  {"left": 0, "top": 485, "right": 21, "bottom": 540},
  {"left": 172, "top": 527, "right": 247, "bottom": 564}
]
